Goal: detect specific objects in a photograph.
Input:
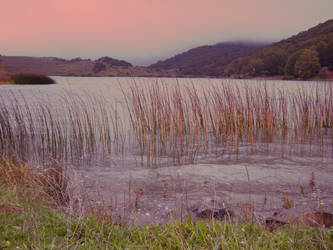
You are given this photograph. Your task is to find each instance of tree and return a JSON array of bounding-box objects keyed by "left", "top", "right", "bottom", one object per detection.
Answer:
[
  {"left": 318, "top": 67, "right": 329, "bottom": 79},
  {"left": 327, "top": 39, "right": 333, "bottom": 70},
  {"left": 261, "top": 48, "right": 287, "bottom": 75},
  {"left": 284, "top": 50, "right": 302, "bottom": 76},
  {"left": 294, "top": 48, "right": 321, "bottom": 79},
  {"left": 225, "top": 57, "right": 244, "bottom": 76},
  {"left": 316, "top": 41, "right": 329, "bottom": 67},
  {"left": 246, "top": 57, "right": 264, "bottom": 76}
]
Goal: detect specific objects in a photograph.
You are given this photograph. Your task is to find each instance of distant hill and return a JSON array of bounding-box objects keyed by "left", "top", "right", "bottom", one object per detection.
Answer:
[
  {"left": 226, "top": 19, "right": 333, "bottom": 79},
  {"left": 2, "top": 19, "right": 332, "bottom": 79},
  {"left": 0, "top": 56, "right": 134, "bottom": 76},
  {"left": 150, "top": 42, "right": 267, "bottom": 77},
  {"left": 0, "top": 55, "right": 182, "bottom": 77}
]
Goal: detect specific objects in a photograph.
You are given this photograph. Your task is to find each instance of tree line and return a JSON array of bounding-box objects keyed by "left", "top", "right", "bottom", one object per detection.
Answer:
[{"left": 225, "top": 20, "right": 333, "bottom": 79}]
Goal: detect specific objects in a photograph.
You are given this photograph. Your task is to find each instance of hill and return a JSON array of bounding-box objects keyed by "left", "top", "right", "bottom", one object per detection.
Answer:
[
  {"left": 0, "top": 55, "right": 180, "bottom": 77},
  {"left": 0, "top": 56, "right": 135, "bottom": 76},
  {"left": 150, "top": 42, "right": 267, "bottom": 77},
  {"left": 226, "top": 19, "right": 333, "bottom": 79},
  {"left": 2, "top": 19, "right": 332, "bottom": 79}
]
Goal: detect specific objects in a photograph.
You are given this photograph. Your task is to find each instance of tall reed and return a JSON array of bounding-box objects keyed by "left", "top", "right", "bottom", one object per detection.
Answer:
[
  {"left": 124, "top": 81, "right": 333, "bottom": 166},
  {"left": 0, "top": 80, "right": 332, "bottom": 168},
  {"left": 0, "top": 90, "right": 126, "bottom": 166}
]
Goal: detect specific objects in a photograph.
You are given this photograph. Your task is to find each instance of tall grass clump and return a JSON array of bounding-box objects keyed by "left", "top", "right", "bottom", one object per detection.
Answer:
[
  {"left": 0, "top": 90, "right": 126, "bottom": 166},
  {"left": 123, "top": 80, "right": 333, "bottom": 166},
  {"left": 11, "top": 73, "right": 55, "bottom": 85},
  {"left": 0, "top": 155, "right": 69, "bottom": 207},
  {"left": 0, "top": 79, "right": 332, "bottom": 167}
]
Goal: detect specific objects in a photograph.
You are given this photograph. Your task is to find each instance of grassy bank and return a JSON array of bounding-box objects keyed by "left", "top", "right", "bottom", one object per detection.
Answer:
[
  {"left": 1, "top": 185, "right": 332, "bottom": 249},
  {"left": 0, "top": 158, "right": 332, "bottom": 249}
]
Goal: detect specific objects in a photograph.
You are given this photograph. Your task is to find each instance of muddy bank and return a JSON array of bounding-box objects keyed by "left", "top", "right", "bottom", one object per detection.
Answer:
[{"left": 75, "top": 149, "right": 333, "bottom": 225}]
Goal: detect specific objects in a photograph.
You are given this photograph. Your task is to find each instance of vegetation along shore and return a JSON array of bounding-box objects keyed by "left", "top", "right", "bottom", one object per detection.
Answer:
[{"left": 0, "top": 156, "right": 332, "bottom": 249}]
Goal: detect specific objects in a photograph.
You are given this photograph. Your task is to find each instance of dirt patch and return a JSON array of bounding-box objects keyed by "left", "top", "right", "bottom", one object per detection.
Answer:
[{"left": 266, "top": 209, "right": 333, "bottom": 230}]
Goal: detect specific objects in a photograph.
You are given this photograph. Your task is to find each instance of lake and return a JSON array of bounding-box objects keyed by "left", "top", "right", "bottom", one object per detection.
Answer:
[{"left": 1, "top": 76, "right": 333, "bottom": 224}]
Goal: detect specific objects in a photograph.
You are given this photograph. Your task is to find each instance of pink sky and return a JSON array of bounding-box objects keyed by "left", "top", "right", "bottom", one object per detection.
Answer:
[{"left": 1, "top": 0, "right": 333, "bottom": 65}]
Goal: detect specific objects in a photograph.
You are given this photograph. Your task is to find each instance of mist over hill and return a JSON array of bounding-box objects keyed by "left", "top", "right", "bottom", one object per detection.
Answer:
[{"left": 225, "top": 19, "right": 333, "bottom": 79}]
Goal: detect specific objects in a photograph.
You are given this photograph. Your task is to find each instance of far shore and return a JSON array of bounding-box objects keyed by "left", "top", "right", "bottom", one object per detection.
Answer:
[
  {"left": 55, "top": 72, "right": 333, "bottom": 82},
  {"left": 2, "top": 71, "right": 333, "bottom": 83}
]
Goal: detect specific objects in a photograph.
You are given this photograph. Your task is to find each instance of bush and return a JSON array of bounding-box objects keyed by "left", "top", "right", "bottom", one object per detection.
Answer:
[
  {"left": 294, "top": 48, "right": 321, "bottom": 79},
  {"left": 284, "top": 50, "right": 302, "bottom": 76},
  {"left": 318, "top": 67, "right": 329, "bottom": 79},
  {"left": 11, "top": 73, "right": 55, "bottom": 85}
]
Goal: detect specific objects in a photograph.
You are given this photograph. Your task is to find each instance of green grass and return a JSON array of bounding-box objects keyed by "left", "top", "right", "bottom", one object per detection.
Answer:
[{"left": 0, "top": 181, "right": 332, "bottom": 249}]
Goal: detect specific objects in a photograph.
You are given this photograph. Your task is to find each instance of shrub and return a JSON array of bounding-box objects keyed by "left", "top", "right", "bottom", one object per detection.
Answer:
[
  {"left": 284, "top": 50, "right": 302, "bottom": 76},
  {"left": 318, "top": 67, "right": 329, "bottom": 79},
  {"left": 11, "top": 73, "right": 55, "bottom": 85},
  {"left": 294, "top": 48, "right": 321, "bottom": 79}
]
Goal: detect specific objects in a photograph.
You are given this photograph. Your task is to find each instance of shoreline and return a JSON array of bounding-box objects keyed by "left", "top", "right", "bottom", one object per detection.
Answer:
[{"left": 51, "top": 73, "right": 333, "bottom": 82}]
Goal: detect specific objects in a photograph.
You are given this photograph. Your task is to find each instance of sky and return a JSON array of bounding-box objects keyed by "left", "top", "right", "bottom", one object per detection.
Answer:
[{"left": 1, "top": 0, "right": 333, "bottom": 66}]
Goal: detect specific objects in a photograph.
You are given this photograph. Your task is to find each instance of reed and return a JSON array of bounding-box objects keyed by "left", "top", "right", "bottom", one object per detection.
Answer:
[
  {"left": 0, "top": 90, "right": 125, "bottom": 166},
  {"left": 0, "top": 79, "right": 332, "bottom": 167},
  {"left": 124, "top": 80, "right": 333, "bottom": 166}
]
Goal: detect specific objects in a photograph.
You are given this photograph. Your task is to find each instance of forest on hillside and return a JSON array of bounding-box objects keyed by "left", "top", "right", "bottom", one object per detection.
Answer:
[
  {"left": 225, "top": 19, "right": 333, "bottom": 79},
  {"left": 151, "top": 19, "right": 333, "bottom": 79}
]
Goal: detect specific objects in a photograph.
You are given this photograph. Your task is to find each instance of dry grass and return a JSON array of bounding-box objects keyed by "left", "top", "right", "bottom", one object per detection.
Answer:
[{"left": 0, "top": 155, "right": 69, "bottom": 207}]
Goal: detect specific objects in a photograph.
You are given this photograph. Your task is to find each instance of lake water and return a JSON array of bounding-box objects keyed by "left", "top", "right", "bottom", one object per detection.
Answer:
[{"left": 1, "top": 76, "right": 333, "bottom": 224}]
